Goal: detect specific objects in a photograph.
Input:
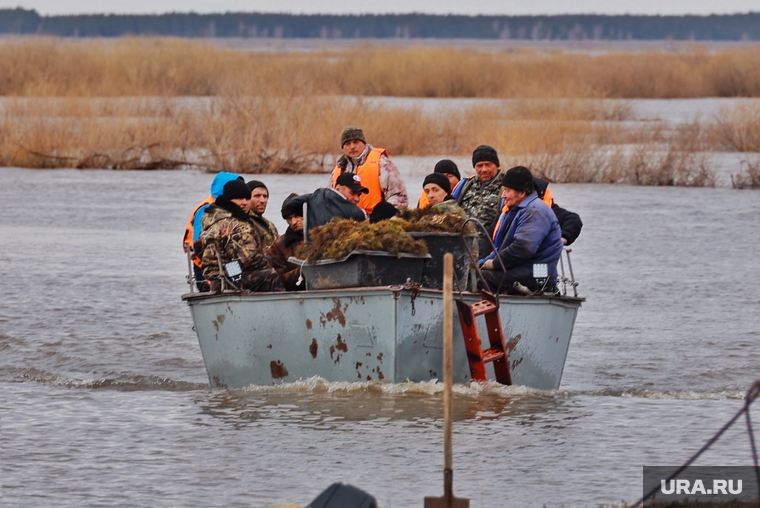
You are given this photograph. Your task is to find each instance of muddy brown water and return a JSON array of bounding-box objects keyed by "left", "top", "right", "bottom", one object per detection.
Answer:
[{"left": 1, "top": 166, "right": 758, "bottom": 507}]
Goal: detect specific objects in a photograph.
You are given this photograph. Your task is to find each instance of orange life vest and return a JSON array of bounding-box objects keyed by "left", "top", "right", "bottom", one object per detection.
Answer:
[
  {"left": 331, "top": 147, "right": 385, "bottom": 214},
  {"left": 417, "top": 190, "right": 430, "bottom": 209},
  {"left": 183, "top": 196, "right": 215, "bottom": 268},
  {"left": 491, "top": 188, "right": 554, "bottom": 242}
]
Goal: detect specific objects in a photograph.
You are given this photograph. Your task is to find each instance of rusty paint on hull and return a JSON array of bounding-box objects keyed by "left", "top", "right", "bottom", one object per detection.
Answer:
[
  {"left": 184, "top": 287, "right": 581, "bottom": 389},
  {"left": 270, "top": 360, "right": 289, "bottom": 379},
  {"left": 309, "top": 339, "right": 318, "bottom": 358}
]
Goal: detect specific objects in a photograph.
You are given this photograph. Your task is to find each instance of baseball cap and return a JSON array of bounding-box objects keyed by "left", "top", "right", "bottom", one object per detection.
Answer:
[{"left": 336, "top": 172, "right": 369, "bottom": 194}]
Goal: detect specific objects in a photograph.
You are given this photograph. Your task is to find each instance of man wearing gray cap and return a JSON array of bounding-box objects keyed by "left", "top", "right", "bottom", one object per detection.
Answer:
[{"left": 330, "top": 126, "right": 408, "bottom": 214}]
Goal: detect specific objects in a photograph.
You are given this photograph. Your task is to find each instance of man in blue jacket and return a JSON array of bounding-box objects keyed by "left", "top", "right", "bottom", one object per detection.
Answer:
[{"left": 479, "top": 166, "right": 563, "bottom": 294}]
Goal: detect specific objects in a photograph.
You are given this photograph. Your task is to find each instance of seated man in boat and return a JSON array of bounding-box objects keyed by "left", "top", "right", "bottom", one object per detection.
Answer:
[
  {"left": 330, "top": 126, "right": 408, "bottom": 214},
  {"left": 421, "top": 172, "right": 467, "bottom": 217},
  {"left": 182, "top": 171, "right": 243, "bottom": 291},
  {"left": 489, "top": 177, "right": 583, "bottom": 254},
  {"left": 368, "top": 201, "right": 400, "bottom": 223},
  {"left": 195, "top": 179, "right": 284, "bottom": 293},
  {"left": 246, "top": 180, "right": 279, "bottom": 249},
  {"left": 282, "top": 172, "right": 368, "bottom": 237},
  {"left": 479, "top": 166, "right": 563, "bottom": 295},
  {"left": 268, "top": 193, "right": 305, "bottom": 291},
  {"left": 455, "top": 145, "right": 504, "bottom": 250},
  {"left": 417, "top": 159, "right": 462, "bottom": 209}
]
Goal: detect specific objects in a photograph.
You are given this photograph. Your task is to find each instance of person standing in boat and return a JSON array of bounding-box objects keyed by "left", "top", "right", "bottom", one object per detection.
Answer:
[
  {"left": 417, "top": 159, "right": 462, "bottom": 209},
  {"left": 479, "top": 166, "right": 564, "bottom": 295},
  {"left": 268, "top": 193, "right": 305, "bottom": 291},
  {"left": 283, "top": 172, "right": 368, "bottom": 237},
  {"left": 246, "top": 180, "right": 279, "bottom": 249},
  {"left": 195, "top": 179, "right": 284, "bottom": 293},
  {"left": 455, "top": 145, "right": 504, "bottom": 251},
  {"left": 182, "top": 171, "right": 243, "bottom": 291},
  {"left": 330, "top": 126, "right": 408, "bottom": 214}
]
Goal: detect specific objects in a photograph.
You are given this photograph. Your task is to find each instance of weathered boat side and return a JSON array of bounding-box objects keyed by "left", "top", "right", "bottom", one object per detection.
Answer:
[{"left": 184, "top": 287, "right": 581, "bottom": 390}]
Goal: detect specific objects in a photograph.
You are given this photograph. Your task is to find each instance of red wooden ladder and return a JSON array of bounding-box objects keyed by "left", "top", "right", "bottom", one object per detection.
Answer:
[{"left": 455, "top": 291, "right": 512, "bottom": 385}]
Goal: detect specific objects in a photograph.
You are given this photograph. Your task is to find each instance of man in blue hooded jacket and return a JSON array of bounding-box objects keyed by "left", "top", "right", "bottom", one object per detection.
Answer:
[
  {"left": 479, "top": 166, "right": 563, "bottom": 294},
  {"left": 183, "top": 171, "right": 242, "bottom": 291}
]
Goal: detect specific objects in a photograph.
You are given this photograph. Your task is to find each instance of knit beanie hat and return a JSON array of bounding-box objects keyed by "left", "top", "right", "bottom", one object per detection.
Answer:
[
  {"left": 281, "top": 192, "right": 300, "bottom": 219},
  {"left": 221, "top": 179, "right": 251, "bottom": 200},
  {"left": 369, "top": 201, "right": 399, "bottom": 224},
  {"left": 471, "top": 145, "right": 500, "bottom": 168},
  {"left": 340, "top": 126, "right": 366, "bottom": 148},
  {"left": 434, "top": 159, "right": 461, "bottom": 180},
  {"left": 500, "top": 166, "right": 534, "bottom": 193},
  {"left": 423, "top": 172, "right": 452, "bottom": 195},
  {"left": 247, "top": 180, "right": 267, "bottom": 192}
]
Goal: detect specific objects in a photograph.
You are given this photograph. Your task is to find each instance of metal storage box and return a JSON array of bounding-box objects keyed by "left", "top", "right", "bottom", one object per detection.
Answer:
[
  {"left": 293, "top": 250, "right": 430, "bottom": 289},
  {"left": 408, "top": 233, "right": 476, "bottom": 290}
]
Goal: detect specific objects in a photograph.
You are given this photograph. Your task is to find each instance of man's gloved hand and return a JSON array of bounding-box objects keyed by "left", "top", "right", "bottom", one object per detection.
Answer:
[{"left": 481, "top": 259, "right": 494, "bottom": 270}]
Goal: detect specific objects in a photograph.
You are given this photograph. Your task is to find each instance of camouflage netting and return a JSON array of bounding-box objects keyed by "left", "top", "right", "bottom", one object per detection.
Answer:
[
  {"left": 297, "top": 219, "right": 428, "bottom": 262},
  {"left": 396, "top": 207, "right": 475, "bottom": 235}
]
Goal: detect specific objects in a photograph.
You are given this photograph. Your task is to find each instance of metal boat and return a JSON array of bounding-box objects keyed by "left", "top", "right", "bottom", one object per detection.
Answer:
[{"left": 182, "top": 284, "right": 582, "bottom": 390}]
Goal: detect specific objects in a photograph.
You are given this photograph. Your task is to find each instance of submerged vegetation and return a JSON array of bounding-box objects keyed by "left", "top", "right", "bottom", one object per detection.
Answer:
[
  {"left": 297, "top": 210, "right": 479, "bottom": 262},
  {"left": 396, "top": 208, "right": 475, "bottom": 235},
  {"left": 297, "top": 219, "right": 428, "bottom": 262},
  {"left": 1, "top": 38, "right": 760, "bottom": 186}
]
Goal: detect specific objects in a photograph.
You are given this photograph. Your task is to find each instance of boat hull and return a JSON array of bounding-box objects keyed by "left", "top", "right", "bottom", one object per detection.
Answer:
[{"left": 183, "top": 288, "right": 582, "bottom": 390}]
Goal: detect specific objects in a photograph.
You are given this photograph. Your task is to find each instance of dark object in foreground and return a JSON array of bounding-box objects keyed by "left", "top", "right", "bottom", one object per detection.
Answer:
[
  {"left": 424, "top": 469, "right": 470, "bottom": 508},
  {"left": 306, "top": 483, "right": 377, "bottom": 508},
  {"left": 425, "top": 254, "right": 470, "bottom": 508}
]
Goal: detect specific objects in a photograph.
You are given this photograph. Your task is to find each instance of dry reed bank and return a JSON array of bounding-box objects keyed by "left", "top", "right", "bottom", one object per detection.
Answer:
[
  {"left": 3, "top": 95, "right": 759, "bottom": 187},
  {"left": 2, "top": 38, "right": 760, "bottom": 98},
  {"left": 1, "top": 38, "right": 760, "bottom": 186}
]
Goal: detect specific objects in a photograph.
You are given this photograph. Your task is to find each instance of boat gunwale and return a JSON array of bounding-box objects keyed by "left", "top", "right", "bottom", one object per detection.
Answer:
[{"left": 181, "top": 286, "right": 585, "bottom": 306}]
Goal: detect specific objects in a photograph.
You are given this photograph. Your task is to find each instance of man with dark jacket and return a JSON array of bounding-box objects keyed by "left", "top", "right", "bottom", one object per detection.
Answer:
[
  {"left": 480, "top": 166, "right": 564, "bottom": 295},
  {"left": 283, "top": 172, "right": 368, "bottom": 237},
  {"left": 268, "top": 193, "right": 306, "bottom": 291},
  {"left": 532, "top": 178, "right": 583, "bottom": 245}
]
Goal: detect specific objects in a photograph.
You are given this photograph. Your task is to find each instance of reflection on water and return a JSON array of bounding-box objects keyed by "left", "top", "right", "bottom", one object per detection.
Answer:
[{"left": 1, "top": 167, "right": 758, "bottom": 507}]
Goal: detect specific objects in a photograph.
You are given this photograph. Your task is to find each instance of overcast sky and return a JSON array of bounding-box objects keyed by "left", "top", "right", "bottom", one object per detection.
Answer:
[{"left": 1, "top": 0, "right": 758, "bottom": 16}]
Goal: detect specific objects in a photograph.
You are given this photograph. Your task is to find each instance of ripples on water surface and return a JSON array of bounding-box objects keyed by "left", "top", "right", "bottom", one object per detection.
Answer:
[{"left": 1, "top": 167, "right": 758, "bottom": 507}]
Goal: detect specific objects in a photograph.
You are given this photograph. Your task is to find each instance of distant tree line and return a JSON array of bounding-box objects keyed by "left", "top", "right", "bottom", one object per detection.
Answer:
[{"left": 0, "top": 8, "right": 759, "bottom": 40}]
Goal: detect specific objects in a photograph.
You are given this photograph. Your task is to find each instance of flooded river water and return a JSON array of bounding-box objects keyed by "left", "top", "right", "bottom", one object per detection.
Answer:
[{"left": 1, "top": 166, "right": 758, "bottom": 507}]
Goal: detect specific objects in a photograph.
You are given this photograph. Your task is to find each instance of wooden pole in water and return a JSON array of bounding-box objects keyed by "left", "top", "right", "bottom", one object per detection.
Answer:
[
  {"left": 443, "top": 253, "right": 454, "bottom": 500},
  {"left": 425, "top": 254, "right": 469, "bottom": 507}
]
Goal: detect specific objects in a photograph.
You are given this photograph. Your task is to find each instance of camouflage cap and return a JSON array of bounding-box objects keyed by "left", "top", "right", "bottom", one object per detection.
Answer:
[{"left": 340, "top": 126, "right": 366, "bottom": 148}]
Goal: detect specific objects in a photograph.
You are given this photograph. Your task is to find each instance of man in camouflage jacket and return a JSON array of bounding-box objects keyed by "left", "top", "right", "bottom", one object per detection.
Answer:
[
  {"left": 247, "top": 180, "right": 279, "bottom": 249},
  {"left": 455, "top": 145, "right": 504, "bottom": 255},
  {"left": 196, "top": 180, "right": 284, "bottom": 293}
]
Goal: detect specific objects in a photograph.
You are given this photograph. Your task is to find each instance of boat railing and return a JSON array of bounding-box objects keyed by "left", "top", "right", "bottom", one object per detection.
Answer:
[{"left": 558, "top": 248, "right": 579, "bottom": 297}]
